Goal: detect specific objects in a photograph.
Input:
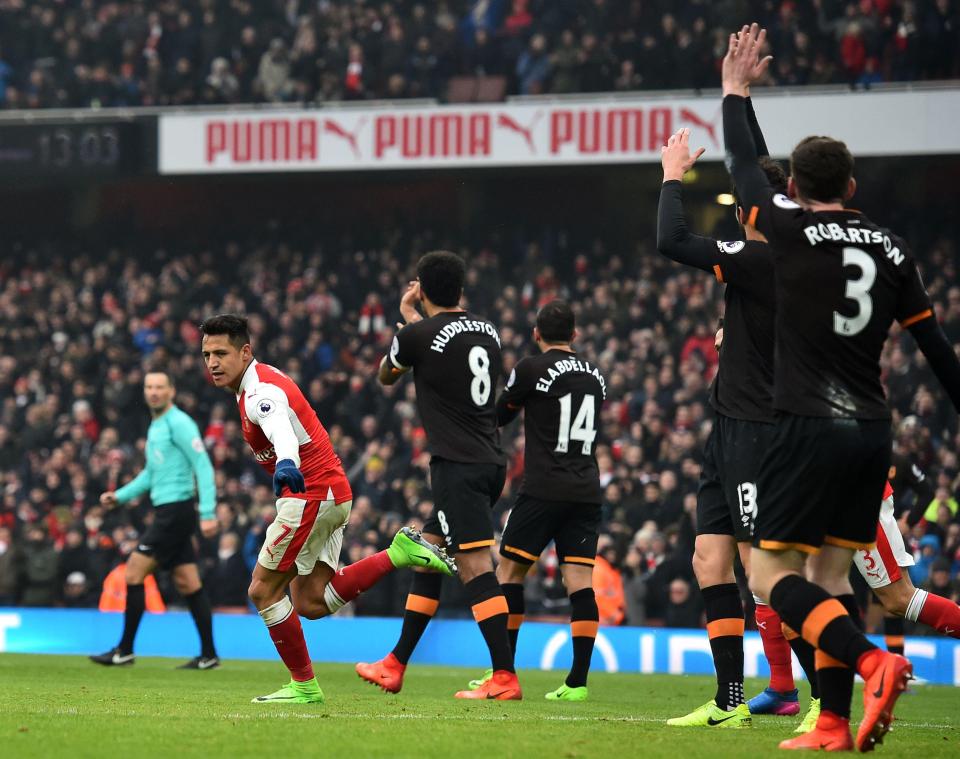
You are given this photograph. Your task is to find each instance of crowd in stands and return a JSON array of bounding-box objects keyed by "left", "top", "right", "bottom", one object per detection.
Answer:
[
  {"left": 0, "top": 219, "right": 958, "bottom": 632},
  {"left": 0, "top": 1, "right": 958, "bottom": 110}
]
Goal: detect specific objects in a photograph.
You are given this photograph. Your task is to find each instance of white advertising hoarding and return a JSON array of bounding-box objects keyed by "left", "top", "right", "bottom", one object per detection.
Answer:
[{"left": 158, "top": 89, "right": 960, "bottom": 174}]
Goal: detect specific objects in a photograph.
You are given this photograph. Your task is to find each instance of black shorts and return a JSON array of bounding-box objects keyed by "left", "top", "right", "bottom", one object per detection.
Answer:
[
  {"left": 697, "top": 413, "right": 776, "bottom": 541},
  {"left": 136, "top": 500, "right": 199, "bottom": 570},
  {"left": 500, "top": 494, "right": 601, "bottom": 567},
  {"left": 754, "top": 414, "right": 891, "bottom": 554},
  {"left": 424, "top": 458, "right": 506, "bottom": 553}
]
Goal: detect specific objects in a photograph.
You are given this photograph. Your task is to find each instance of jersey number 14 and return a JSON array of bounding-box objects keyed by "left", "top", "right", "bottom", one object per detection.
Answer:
[{"left": 556, "top": 393, "right": 597, "bottom": 455}]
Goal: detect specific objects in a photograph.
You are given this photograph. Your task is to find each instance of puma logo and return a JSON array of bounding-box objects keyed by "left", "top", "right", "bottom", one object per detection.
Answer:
[
  {"left": 679, "top": 107, "right": 719, "bottom": 148},
  {"left": 324, "top": 118, "right": 366, "bottom": 158},
  {"left": 496, "top": 112, "right": 542, "bottom": 153}
]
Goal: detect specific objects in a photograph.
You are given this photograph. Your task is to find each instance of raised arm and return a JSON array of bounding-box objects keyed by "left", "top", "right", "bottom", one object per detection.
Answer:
[
  {"left": 722, "top": 25, "right": 777, "bottom": 231},
  {"left": 657, "top": 128, "right": 720, "bottom": 273}
]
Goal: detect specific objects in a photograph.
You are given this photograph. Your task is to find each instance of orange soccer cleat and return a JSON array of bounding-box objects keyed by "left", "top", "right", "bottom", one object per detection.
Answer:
[
  {"left": 454, "top": 670, "right": 522, "bottom": 700},
  {"left": 355, "top": 653, "right": 406, "bottom": 694},
  {"left": 778, "top": 710, "right": 853, "bottom": 751},
  {"left": 856, "top": 650, "right": 912, "bottom": 752}
]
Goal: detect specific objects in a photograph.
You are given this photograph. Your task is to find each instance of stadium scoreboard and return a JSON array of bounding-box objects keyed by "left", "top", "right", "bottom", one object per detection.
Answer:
[{"left": 0, "top": 120, "right": 154, "bottom": 181}]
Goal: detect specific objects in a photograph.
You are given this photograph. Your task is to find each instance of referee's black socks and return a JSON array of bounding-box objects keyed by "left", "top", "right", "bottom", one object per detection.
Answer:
[
  {"left": 119, "top": 583, "right": 146, "bottom": 655},
  {"left": 392, "top": 572, "right": 442, "bottom": 665},
  {"left": 702, "top": 583, "right": 745, "bottom": 710},
  {"left": 466, "top": 572, "right": 514, "bottom": 673},
  {"left": 185, "top": 588, "right": 217, "bottom": 659}
]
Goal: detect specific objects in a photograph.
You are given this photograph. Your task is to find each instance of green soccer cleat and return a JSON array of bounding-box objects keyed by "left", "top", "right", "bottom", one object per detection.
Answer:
[
  {"left": 386, "top": 526, "right": 457, "bottom": 576},
  {"left": 666, "top": 701, "right": 752, "bottom": 728},
  {"left": 467, "top": 668, "right": 493, "bottom": 689},
  {"left": 251, "top": 678, "right": 325, "bottom": 704},
  {"left": 794, "top": 697, "right": 821, "bottom": 734},
  {"left": 545, "top": 684, "right": 589, "bottom": 702}
]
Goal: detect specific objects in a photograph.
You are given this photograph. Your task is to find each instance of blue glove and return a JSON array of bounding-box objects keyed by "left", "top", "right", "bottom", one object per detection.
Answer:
[{"left": 273, "top": 459, "right": 306, "bottom": 496}]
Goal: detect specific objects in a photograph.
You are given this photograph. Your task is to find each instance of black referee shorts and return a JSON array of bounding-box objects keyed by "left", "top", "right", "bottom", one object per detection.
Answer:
[
  {"left": 424, "top": 458, "right": 506, "bottom": 553},
  {"left": 136, "top": 499, "right": 200, "bottom": 570},
  {"left": 754, "top": 414, "right": 891, "bottom": 554},
  {"left": 500, "top": 494, "right": 601, "bottom": 568},
  {"left": 697, "top": 413, "right": 776, "bottom": 542}
]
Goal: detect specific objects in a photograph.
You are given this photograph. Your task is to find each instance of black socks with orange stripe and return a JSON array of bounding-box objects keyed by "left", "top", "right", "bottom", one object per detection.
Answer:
[
  {"left": 566, "top": 588, "right": 599, "bottom": 689},
  {"left": 769, "top": 575, "right": 877, "bottom": 674},
  {"left": 814, "top": 594, "right": 862, "bottom": 719},
  {"left": 884, "top": 615, "right": 905, "bottom": 655},
  {"left": 466, "top": 572, "right": 515, "bottom": 673},
  {"left": 392, "top": 572, "right": 442, "bottom": 665},
  {"left": 501, "top": 583, "right": 525, "bottom": 653},
  {"left": 702, "top": 583, "right": 745, "bottom": 710}
]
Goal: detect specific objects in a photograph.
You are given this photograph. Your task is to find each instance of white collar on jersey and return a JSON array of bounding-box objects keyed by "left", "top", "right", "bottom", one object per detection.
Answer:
[{"left": 235, "top": 358, "right": 259, "bottom": 398}]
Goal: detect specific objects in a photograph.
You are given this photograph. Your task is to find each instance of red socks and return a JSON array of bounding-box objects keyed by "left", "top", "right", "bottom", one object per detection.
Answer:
[
  {"left": 756, "top": 602, "right": 795, "bottom": 692},
  {"left": 917, "top": 592, "right": 960, "bottom": 638},
  {"left": 325, "top": 550, "right": 395, "bottom": 611},
  {"left": 260, "top": 597, "right": 314, "bottom": 682}
]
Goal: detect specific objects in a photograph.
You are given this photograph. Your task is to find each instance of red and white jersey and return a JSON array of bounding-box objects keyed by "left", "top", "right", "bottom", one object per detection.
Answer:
[{"left": 236, "top": 360, "right": 351, "bottom": 503}]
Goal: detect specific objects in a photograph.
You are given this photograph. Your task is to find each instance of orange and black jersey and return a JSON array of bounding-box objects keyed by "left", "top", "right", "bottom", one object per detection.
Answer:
[
  {"left": 657, "top": 180, "right": 775, "bottom": 423},
  {"left": 390, "top": 311, "right": 505, "bottom": 465},
  {"left": 496, "top": 349, "right": 606, "bottom": 503},
  {"left": 722, "top": 94, "right": 960, "bottom": 420}
]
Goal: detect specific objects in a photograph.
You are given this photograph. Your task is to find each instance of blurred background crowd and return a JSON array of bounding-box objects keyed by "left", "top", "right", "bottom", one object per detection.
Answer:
[
  {"left": 0, "top": 0, "right": 958, "bottom": 110},
  {"left": 0, "top": 217, "right": 958, "bottom": 632}
]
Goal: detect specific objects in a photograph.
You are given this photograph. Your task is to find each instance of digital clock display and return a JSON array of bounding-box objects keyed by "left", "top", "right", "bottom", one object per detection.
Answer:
[{"left": 0, "top": 121, "right": 151, "bottom": 180}]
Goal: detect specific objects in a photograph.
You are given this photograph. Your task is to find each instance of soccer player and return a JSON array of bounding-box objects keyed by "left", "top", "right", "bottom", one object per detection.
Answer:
[
  {"left": 90, "top": 370, "right": 220, "bottom": 669},
  {"left": 355, "top": 251, "right": 521, "bottom": 700},
  {"left": 655, "top": 120, "right": 787, "bottom": 728},
  {"left": 771, "top": 472, "right": 960, "bottom": 733},
  {"left": 487, "top": 299, "right": 606, "bottom": 702},
  {"left": 200, "top": 314, "right": 455, "bottom": 704},
  {"left": 723, "top": 25, "right": 960, "bottom": 751}
]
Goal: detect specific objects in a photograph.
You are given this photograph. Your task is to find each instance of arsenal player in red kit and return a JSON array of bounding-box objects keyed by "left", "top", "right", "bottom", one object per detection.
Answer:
[{"left": 200, "top": 314, "right": 455, "bottom": 704}]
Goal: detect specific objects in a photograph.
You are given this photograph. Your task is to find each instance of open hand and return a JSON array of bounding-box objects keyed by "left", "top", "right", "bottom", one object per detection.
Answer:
[
  {"left": 661, "top": 128, "right": 706, "bottom": 182},
  {"left": 722, "top": 23, "right": 772, "bottom": 97}
]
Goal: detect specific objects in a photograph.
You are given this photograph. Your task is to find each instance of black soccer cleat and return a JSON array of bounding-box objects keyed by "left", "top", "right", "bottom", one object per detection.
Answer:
[
  {"left": 178, "top": 656, "right": 221, "bottom": 670},
  {"left": 89, "top": 647, "right": 135, "bottom": 666}
]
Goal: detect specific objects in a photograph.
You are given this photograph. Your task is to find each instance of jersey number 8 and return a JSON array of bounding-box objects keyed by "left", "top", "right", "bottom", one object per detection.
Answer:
[{"left": 468, "top": 346, "right": 491, "bottom": 406}]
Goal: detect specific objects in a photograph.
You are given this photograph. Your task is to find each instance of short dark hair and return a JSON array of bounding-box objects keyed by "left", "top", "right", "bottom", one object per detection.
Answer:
[
  {"left": 144, "top": 368, "right": 175, "bottom": 387},
  {"left": 734, "top": 156, "right": 788, "bottom": 208},
  {"left": 536, "top": 299, "right": 575, "bottom": 344},
  {"left": 200, "top": 314, "right": 251, "bottom": 348},
  {"left": 790, "top": 136, "right": 854, "bottom": 203},
  {"left": 417, "top": 251, "right": 464, "bottom": 308}
]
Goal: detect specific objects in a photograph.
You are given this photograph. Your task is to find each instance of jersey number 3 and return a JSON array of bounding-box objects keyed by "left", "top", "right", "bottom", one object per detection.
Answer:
[
  {"left": 556, "top": 394, "right": 596, "bottom": 455},
  {"left": 833, "top": 247, "right": 877, "bottom": 337}
]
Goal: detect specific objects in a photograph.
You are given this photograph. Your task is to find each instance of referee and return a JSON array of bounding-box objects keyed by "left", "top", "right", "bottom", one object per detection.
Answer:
[{"left": 91, "top": 370, "right": 220, "bottom": 669}]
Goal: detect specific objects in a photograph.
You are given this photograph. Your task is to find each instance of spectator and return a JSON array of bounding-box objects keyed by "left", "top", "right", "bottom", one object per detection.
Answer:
[
  {"left": 516, "top": 34, "right": 550, "bottom": 95},
  {"left": 257, "top": 39, "right": 292, "bottom": 102},
  {"left": 207, "top": 532, "right": 249, "bottom": 609},
  {"left": 0, "top": 526, "right": 18, "bottom": 605},
  {"left": 664, "top": 577, "right": 703, "bottom": 629},
  {"left": 593, "top": 539, "right": 625, "bottom": 626},
  {"left": 19, "top": 525, "right": 59, "bottom": 607}
]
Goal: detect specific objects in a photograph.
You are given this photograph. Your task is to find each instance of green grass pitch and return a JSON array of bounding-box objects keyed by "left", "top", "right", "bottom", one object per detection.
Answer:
[{"left": 1, "top": 653, "right": 957, "bottom": 758}]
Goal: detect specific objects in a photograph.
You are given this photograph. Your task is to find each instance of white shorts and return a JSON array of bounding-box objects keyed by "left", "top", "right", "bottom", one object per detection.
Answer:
[
  {"left": 259, "top": 496, "right": 351, "bottom": 576},
  {"left": 853, "top": 495, "right": 914, "bottom": 590}
]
